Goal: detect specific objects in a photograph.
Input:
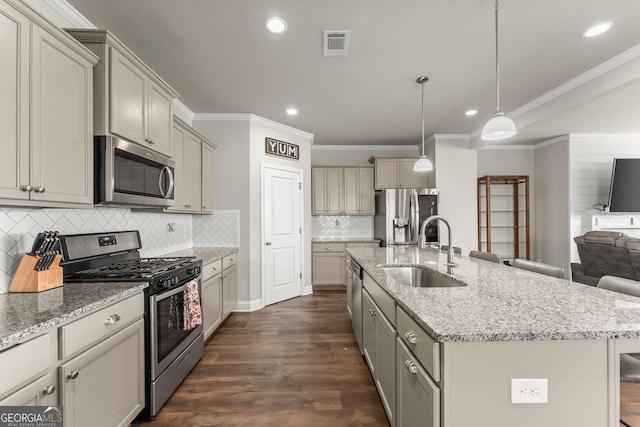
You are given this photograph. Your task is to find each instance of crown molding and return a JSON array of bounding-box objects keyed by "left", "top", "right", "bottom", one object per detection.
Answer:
[
  {"left": 172, "top": 99, "right": 195, "bottom": 124},
  {"left": 533, "top": 135, "right": 570, "bottom": 149},
  {"left": 42, "top": 0, "right": 95, "bottom": 28},
  {"left": 432, "top": 134, "right": 471, "bottom": 141},
  {"left": 568, "top": 133, "right": 640, "bottom": 141},
  {"left": 194, "top": 113, "right": 314, "bottom": 141},
  {"left": 479, "top": 144, "right": 535, "bottom": 151}
]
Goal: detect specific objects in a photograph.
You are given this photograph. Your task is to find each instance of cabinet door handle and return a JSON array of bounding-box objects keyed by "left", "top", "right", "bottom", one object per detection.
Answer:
[
  {"left": 211, "top": 266, "right": 217, "bottom": 272},
  {"left": 34, "top": 186, "right": 46, "bottom": 193},
  {"left": 20, "top": 185, "right": 33, "bottom": 192},
  {"left": 404, "top": 360, "right": 418, "bottom": 374},
  {"left": 67, "top": 371, "right": 79, "bottom": 380},
  {"left": 104, "top": 314, "right": 121, "bottom": 325},
  {"left": 404, "top": 331, "right": 418, "bottom": 344},
  {"left": 42, "top": 385, "right": 56, "bottom": 395}
]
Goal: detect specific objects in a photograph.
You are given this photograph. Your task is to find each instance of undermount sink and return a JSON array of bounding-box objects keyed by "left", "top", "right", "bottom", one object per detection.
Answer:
[{"left": 378, "top": 264, "right": 467, "bottom": 288}]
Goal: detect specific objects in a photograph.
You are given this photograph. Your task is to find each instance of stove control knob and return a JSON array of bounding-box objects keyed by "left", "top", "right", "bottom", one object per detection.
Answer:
[
  {"left": 186, "top": 268, "right": 194, "bottom": 276},
  {"left": 173, "top": 277, "right": 179, "bottom": 285}
]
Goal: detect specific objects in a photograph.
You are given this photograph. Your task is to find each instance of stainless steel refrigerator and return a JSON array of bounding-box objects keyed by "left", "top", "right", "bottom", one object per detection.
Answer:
[{"left": 374, "top": 188, "right": 439, "bottom": 246}]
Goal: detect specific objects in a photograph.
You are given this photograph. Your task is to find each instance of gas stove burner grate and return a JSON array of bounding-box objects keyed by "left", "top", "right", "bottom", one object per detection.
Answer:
[{"left": 65, "top": 256, "right": 197, "bottom": 281}]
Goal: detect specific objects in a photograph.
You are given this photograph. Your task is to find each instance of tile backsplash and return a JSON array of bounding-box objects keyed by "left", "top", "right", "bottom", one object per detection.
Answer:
[
  {"left": 312, "top": 215, "right": 373, "bottom": 239},
  {"left": 0, "top": 207, "right": 239, "bottom": 293}
]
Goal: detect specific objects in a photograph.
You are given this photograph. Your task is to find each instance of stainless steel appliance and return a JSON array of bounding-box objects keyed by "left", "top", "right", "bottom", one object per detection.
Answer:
[
  {"left": 60, "top": 231, "right": 203, "bottom": 421},
  {"left": 374, "top": 188, "right": 439, "bottom": 246},
  {"left": 351, "top": 259, "right": 364, "bottom": 354},
  {"left": 94, "top": 135, "right": 175, "bottom": 208}
]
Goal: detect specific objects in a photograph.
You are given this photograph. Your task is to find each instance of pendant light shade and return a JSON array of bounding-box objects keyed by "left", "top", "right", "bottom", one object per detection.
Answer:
[
  {"left": 481, "top": 112, "right": 517, "bottom": 140},
  {"left": 481, "top": 0, "right": 516, "bottom": 142},
  {"left": 414, "top": 76, "right": 433, "bottom": 172}
]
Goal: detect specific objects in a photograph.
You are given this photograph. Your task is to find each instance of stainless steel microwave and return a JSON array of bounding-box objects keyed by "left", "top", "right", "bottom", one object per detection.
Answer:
[{"left": 94, "top": 135, "right": 175, "bottom": 207}]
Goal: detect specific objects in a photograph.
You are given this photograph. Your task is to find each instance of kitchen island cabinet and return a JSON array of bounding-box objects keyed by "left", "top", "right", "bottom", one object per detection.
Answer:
[
  {"left": 347, "top": 246, "right": 640, "bottom": 427},
  {"left": 0, "top": 0, "right": 98, "bottom": 208}
]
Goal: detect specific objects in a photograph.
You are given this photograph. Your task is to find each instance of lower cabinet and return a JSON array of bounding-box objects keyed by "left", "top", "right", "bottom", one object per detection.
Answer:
[
  {"left": 0, "top": 374, "right": 57, "bottom": 406},
  {"left": 312, "top": 243, "right": 346, "bottom": 288},
  {"left": 60, "top": 318, "right": 145, "bottom": 427},
  {"left": 396, "top": 339, "right": 440, "bottom": 427},
  {"left": 363, "top": 289, "right": 396, "bottom": 426},
  {"left": 202, "top": 259, "right": 223, "bottom": 341},
  {"left": 222, "top": 254, "right": 238, "bottom": 319}
]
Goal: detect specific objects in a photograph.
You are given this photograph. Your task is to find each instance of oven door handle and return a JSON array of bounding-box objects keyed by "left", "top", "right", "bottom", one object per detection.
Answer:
[
  {"left": 152, "top": 283, "right": 188, "bottom": 303},
  {"left": 159, "top": 166, "right": 175, "bottom": 199}
]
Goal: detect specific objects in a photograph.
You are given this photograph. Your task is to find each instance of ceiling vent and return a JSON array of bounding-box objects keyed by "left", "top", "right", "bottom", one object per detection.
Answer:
[{"left": 324, "top": 30, "right": 350, "bottom": 56}]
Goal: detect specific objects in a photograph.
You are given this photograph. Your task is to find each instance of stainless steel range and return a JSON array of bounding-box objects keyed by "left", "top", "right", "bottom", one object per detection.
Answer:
[{"left": 60, "top": 230, "right": 204, "bottom": 421}]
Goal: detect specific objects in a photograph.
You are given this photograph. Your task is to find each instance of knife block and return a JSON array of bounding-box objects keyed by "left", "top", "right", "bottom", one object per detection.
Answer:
[{"left": 9, "top": 254, "right": 63, "bottom": 293}]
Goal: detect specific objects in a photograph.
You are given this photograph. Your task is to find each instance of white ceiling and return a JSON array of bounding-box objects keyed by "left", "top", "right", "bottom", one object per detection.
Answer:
[{"left": 63, "top": 0, "right": 640, "bottom": 146}]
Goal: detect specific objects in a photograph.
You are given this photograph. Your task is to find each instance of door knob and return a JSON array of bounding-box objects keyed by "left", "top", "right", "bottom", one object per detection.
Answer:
[{"left": 265, "top": 242, "right": 272, "bottom": 246}]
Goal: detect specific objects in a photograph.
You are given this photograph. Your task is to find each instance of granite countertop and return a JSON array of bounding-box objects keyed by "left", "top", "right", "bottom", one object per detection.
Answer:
[
  {"left": 0, "top": 281, "right": 147, "bottom": 351},
  {"left": 347, "top": 246, "right": 640, "bottom": 343},
  {"left": 313, "top": 238, "right": 380, "bottom": 243},
  {"left": 162, "top": 247, "right": 238, "bottom": 265}
]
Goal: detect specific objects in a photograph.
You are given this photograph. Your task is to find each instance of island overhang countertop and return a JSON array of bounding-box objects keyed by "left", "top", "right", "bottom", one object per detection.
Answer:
[{"left": 347, "top": 246, "right": 640, "bottom": 343}]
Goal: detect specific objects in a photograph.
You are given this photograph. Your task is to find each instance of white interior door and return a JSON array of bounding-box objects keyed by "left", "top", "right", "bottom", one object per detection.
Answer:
[{"left": 263, "top": 166, "right": 302, "bottom": 305}]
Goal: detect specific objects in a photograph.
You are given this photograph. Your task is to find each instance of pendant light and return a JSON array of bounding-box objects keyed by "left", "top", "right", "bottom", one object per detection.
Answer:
[
  {"left": 481, "top": 0, "right": 516, "bottom": 141},
  {"left": 414, "top": 76, "right": 433, "bottom": 172}
]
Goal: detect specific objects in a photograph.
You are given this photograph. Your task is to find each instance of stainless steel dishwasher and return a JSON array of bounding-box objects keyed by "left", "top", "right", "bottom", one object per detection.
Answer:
[{"left": 351, "top": 259, "right": 364, "bottom": 354}]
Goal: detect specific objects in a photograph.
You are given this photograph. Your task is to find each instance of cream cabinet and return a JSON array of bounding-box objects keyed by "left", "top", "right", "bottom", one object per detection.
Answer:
[
  {"left": 396, "top": 339, "right": 440, "bottom": 427},
  {"left": 65, "top": 29, "right": 179, "bottom": 157},
  {"left": 0, "top": 333, "right": 56, "bottom": 406},
  {"left": 312, "top": 167, "right": 374, "bottom": 215},
  {"left": 312, "top": 243, "right": 346, "bottom": 288},
  {"left": 222, "top": 254, "right": 238, "bottom": 319},
  {"left": 363, "top": 287, "right": 396, "bottom": 426},
  {"left": 344, "top": 167, "right": 375, "bottom": 215},
  {"left": 0, "top": 0, "right": 97, "bottom": 207},
  {"left": 201, "top": 141, "right": 216, "bottom": 213},
  {"left": 202, "top": 259, "right": 223, "bottom": 340},
  {"left": 168, "top": 117, "right": 216, "bottom": 213},
  {"left": 59, "top": 294, "right": 145, "bottom": 427},
  {"left": 374, "top": 158, "right": 429, "bottom": 189},
  {"left": 312, "top": 168, "right": 343, "bottom": 214},
  {"left": 60, "top": 319, "right": 145, "bottom": 427}
]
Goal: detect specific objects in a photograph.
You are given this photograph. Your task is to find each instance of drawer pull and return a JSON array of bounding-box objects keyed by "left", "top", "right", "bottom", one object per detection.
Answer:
[
  {"left": 104, "top": 314, "right": 121, "bottom": 325},
  {"left": 325, "top": 247, "right": 331, "bottom": 250},
  {"left": 42, "top": 385, "right": 56, "bottom": 395},
  {"left": 404, "top": 360, "right": 418, "bottom": 374},
  {"left": 211, "top": 266, "right": 217, "bottom": 272},
  {"left": 67, "top": 371, "right": 79, "bottom": 380},
  {"left": 404, "top": 331, "right": 418, "bottom": 344}
]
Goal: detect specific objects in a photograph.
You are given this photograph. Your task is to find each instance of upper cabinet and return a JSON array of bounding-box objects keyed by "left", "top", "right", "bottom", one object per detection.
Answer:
[
  {"left": 312, "top": 167, "right": 374, "bottom": 215},
  {"left": 0, "top": 0, "right": 98, "bottom": 207},
  {"left": 374, "top": 158, "right": 429, "bottom": 189},
  {"left": 66, "top": 29, "right": 179, "bottom": 157},
  {"left": 168, "top": 117, "right": 216, "bottom": 214}
]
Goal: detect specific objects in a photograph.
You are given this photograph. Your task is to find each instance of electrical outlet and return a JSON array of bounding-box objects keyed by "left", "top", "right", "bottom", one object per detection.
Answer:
[
  {"left": 511, "top": 378, "right": 548, "bottom": 404},
  {"left": 167, "top": 223, "right": 176, "bottom": 232}
]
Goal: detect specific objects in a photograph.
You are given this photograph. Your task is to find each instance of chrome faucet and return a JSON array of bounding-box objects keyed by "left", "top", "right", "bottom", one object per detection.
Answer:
[{"left": 419, "top": 215, "right": 457, "bottom": 274}]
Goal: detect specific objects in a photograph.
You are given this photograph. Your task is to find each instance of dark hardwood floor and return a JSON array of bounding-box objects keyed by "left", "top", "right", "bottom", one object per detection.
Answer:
[{"left": 142, "top": 291, "right": 389, "bottom": 426}]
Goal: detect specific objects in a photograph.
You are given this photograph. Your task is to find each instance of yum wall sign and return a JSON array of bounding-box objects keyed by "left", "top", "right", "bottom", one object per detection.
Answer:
[{"left": 265, "top": 137, "right": 299, "bottom": 160}]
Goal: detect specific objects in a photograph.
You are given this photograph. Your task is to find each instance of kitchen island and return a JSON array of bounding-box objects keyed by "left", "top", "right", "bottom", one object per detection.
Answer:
[{"left": 347, "top": 245, "right": 640, "bottom": 427}]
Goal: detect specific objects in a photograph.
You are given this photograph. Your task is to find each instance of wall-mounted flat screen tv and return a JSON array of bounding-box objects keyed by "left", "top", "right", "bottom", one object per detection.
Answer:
[{"left": 608, "top": 158, "right": 640, "bottom": 212}]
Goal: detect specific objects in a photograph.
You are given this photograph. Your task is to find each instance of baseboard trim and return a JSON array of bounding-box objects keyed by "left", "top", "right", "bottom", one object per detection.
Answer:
[
  {"left": 303, "top": 285, "right": 313, "bottom": 295},
  {"left": 235, "top": 299, "right": 264, "bottom": 312}
]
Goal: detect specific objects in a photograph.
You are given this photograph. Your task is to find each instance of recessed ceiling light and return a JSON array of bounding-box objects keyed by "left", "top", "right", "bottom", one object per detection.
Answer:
[
  {"left": 465, "top": 109, "right": 478, "bottom": 116},
  {"left": 266, "top": 17, "right": 287, "bottom": 34},
  {"left": 286, "top": 108, "right": 298, "bottom": 115},
  {"left": 582, "top": 21, "right": 613, "bottom": 38}
]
